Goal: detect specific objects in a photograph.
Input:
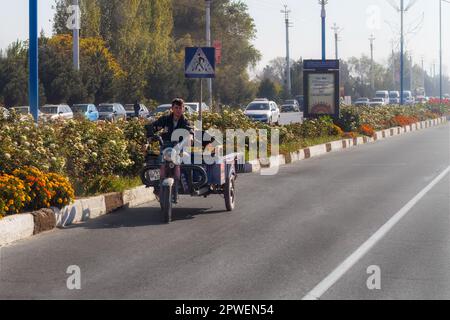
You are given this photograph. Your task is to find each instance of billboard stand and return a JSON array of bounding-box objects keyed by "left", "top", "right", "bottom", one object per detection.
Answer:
[{"left": 303, "top": 60, "right": 340, "bottom": 120}]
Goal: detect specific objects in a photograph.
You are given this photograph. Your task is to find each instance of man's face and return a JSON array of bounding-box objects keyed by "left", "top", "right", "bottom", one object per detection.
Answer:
[{"left": 172, "top": 103, "right": 184, "bottom": 118}]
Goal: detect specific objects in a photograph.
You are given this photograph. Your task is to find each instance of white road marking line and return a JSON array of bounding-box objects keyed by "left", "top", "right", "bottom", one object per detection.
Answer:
[{"left": 302, "top": 166, "right": 450, "bottom": 300}]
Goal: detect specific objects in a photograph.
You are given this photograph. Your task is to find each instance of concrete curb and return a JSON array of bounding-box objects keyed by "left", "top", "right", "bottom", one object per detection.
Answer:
[
  {"left": 53, "top": 186, "right": 155, "bottom": 228},
  {"left": 0, "top": 214, "right": 34, "bottom": 246},
  {"left": 248, "top": 116, "right": 447, "bottom": 169},
  {"left": 1, "top": 185, "right": 155, "bottom": 246},
  {"left": 122, "top": 185, "right": 156, "bottom": 209}
]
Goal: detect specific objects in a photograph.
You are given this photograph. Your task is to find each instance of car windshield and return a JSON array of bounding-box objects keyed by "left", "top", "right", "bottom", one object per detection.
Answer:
[
  {"left": 375, "top": 93, "right": 386, "bottom": 98},
  {"left": 124, "top": 105, "right": 135, "bottom": 111},
  {"left": 246, "top": 103, "right": 270, "bottom": 111},
  {"left": 389, "top": 93, "right": 399, "bottom": 98},
  {"left": 72, "top": 105, "right": 88, "bottom": 113},
  {"left": 281, "top": 105, "right": 295, "bottom": 112},
  {"left": 40, "top": 106, "right": 58, "bottom": 114},
  {"left": 98, "top": 105, "right": 114, "bottom": 112},
  {"left": 372, "top": 98, "right": 383, "bottom": 102}
]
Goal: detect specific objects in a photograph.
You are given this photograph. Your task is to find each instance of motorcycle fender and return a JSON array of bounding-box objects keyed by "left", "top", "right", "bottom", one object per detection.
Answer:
[{"left": 162, "top": 178, "right": 175, "bottom": 187}]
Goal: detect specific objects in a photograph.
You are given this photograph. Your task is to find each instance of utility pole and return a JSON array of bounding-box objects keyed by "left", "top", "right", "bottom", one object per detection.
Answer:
[
  {"left": 421, "top": 56, "right": 425, "bottom": 96},
  {"left": 400, "top": 0, "right": 404, "bottom": 105},
  {"left": 319, "top": 0, "right": 328, "bottom": 61},
  {"left": 29, "top": 0, "right": 39, "bottom": 123},
  {"left": 433, "top": 60, "right": 436, "bottom": 95},
  {"left": 369, "top": 34, "right": 376, "bottom": 91},
  {"left": 387, "top": 0, "right": 420, "bottom": 103},
  {"left": 205, "top": 0, "right": 213, "bottom": 108},
  {"left": 409, "top": 54, "right": 414, "bottom": 93},
  {"left": 392, "top": 40, "right": 396, "bottom": 89},
  {"left": 439, "top": 0, "right": 443, "bottom": 104},
  {"left": 73, "top": 0, "right": 80, "bottom": 71},
  {"left": 331, "top": 23, "right": 342, "bottom": 60},
  {"left": 281, "top": 5, "right": 293, "bottom": 96}
]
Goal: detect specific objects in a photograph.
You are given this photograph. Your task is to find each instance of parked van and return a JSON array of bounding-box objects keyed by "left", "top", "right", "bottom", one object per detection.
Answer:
[
  {"left": 375, "top": 90, "right": 390, "bottom": 104},
  {"left": 389, "top": 91, "right": 400, "bottom": 104},
  {"left": 402, "top": 91, "right": 414, "bottom": 105}
]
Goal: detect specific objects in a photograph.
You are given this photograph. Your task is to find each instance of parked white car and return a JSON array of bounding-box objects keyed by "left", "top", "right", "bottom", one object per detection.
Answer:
[
  {"left": 369, "top": 98, "right": 387, "bottom": 107},
  {"left": 97, "top": 103, "right": 127, "bottom": 121},
  {"left": 185, "top": 102, "right": 210, "bottom": 113},
  {"left": 244, "top": 99, "right": 280, "bottom": 125},
  {"left": 39, "top": 104, "right": 74, "bottom": 121}
]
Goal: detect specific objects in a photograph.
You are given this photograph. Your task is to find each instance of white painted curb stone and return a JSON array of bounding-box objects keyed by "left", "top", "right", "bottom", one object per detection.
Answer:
[{"left": 0, "top": 214, "right": 34, "bottom": 247}]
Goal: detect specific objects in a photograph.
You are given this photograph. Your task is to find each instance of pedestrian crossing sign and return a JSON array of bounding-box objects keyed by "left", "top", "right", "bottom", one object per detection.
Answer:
[{"left": 185, "top": 47, "right": 216, "bottom": 78}]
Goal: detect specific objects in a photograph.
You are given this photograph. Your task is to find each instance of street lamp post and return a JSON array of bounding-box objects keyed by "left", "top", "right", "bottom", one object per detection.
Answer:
[
  {"left": 319, "top": 0, "right": 328, "bottom": 61},
  {"left": 29, "top": 0, "right": 39, "bottom": 123},
  {"left": 281, "top": 5, "right": 292, "bottom": 96},
  {"left": 205, "top": 0, "right": 213, "bottom": 108},
  {"left": 73, "top": 0, "right": 80, "bottom": 71},
  {"left": 439, "top": 0, "right": 449, "bottom": 104}
]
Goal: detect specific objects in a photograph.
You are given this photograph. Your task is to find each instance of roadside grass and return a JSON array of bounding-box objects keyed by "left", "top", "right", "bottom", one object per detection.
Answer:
[
  {"left": 74, "top": 176, "right": 142, "bottom": 198},
  {"left": 279, "top": 135, "right": 345, "bottom": 156}
]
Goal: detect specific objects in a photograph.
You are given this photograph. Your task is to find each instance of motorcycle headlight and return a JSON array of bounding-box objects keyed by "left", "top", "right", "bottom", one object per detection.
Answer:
[{"left": 145, "top": 169, "right": 160, "bottom": 182}]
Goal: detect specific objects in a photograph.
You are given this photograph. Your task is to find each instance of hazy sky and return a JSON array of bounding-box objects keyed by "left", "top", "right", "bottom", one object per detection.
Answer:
[{"left": 1, "top": 0, "right": 449, "bottom": 74}]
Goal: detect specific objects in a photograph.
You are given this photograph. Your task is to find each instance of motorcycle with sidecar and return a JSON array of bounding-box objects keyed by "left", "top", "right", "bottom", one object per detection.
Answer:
[{"left": 140, "top": 132, "right": 240, "bottom": 224}]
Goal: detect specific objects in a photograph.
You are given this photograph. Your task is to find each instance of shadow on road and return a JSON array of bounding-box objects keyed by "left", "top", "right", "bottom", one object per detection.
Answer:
[{"left": 64, "top": 205, "right": 228, "bottom": 230}]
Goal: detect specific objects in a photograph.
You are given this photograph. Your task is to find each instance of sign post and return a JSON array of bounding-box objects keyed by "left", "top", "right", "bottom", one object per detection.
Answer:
[
  {"left": 185, "top": 47, "right": 216, "bottom": 124},
  {"left": 303, "top": 59, "right": 340, "bottom": 119},
  {"left": 29, "top": 0, "right": 39, "bottom": 123}
]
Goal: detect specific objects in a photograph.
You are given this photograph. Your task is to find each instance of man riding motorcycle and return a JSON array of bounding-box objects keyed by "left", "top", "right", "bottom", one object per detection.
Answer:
[
  {"left": 145, "top": 98, "right": 194, "bottom": 143},
  {"left": 145, "top": 98, "right": 194, "bottom": 201}
]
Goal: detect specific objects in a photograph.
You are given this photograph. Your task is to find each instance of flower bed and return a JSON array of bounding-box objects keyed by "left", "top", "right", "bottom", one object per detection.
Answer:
[{"left": 0, "top": 167, "right": 74, "bottom": 218}]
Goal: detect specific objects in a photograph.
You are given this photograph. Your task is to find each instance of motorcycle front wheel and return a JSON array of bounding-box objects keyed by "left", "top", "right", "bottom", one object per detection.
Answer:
[{"left": 160, "top": 182, "right": 173, "bottom": 224}]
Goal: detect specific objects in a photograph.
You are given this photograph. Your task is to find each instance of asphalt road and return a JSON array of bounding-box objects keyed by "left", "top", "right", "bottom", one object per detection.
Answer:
[{"left": 0, "top": 123, "right": 448, "bottom": 300}]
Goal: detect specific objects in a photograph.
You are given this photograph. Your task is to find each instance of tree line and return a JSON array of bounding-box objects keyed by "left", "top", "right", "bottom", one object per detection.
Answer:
[
  {"left": 257, "top": 54, "right": 450, "bottom": 103},
  {"left": 0, "top": 0, "right": 260, "bottom": 108},
  {"left": 1, "top": 0, "right": 448, "bottom": 109}
]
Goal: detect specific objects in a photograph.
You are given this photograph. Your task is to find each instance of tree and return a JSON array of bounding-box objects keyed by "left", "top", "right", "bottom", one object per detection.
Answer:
[
  {"left": 0, "top": 42, "right": 29, "bottom": 107},
  {"left": 173, "top": 0, "right": 261, "bottom": 106},
  {"left": 257, "top": 78, "right": 281, "bottom": 101},
  {"left": 38, "top": 34, "right": 123, "bottom": 105},
  {"left": 53, "top": 0, "right": 174, "bottom": 103}
]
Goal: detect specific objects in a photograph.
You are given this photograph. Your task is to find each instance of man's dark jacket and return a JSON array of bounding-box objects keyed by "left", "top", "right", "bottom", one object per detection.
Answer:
[{"left": 145, "top": 113, "right": 194, "bottom": 142}]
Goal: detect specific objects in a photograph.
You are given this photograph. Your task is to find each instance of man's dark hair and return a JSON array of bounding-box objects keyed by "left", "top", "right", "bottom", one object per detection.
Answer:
[{"left": 172, "top": 98, "right": 184, "bottom": 107}]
